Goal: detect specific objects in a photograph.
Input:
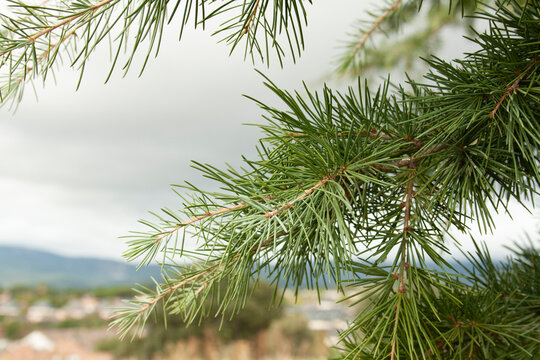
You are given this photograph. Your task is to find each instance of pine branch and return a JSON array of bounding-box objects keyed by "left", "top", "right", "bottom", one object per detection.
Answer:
[
  {"left": 10, "top": 0, "right": 530, "bottom": 356},
  {"left": 335, "top": 0, "right": 479, "bottom": 77},
  {"left": 354, "top": 0, "right": 402, "bottom": 53},
  {"left": 242, "top": 0, "right": 261, "bottom": 34},
  {"left": 17, "top": 28, "right": 78, "bottom": 84},
  {"left": 27, "top": 0, "right": 114, "bottom": 43},
  {"left": 152, "top": 202, "right": 249, "bottom": 244},
  {"left": 490, "top": 57, "right": 539, "bottom": 119},
  {"left": 114, "top": 227, "right": 296, "bottom": 338},
  {"left": 0, "top": 0, "right": 116, "bottom": 58},
  {"left": 137, "top": 264, "right": 220, "bottom": 315},
  {"left": 144, "top": 139, "right": 449, "bottom": 261},
  {"left": 391, "top": 165, "right": 415, "bottom": 360},
  {"left": 0, "top": 0, "right": 314, "bottom": 104},
  {"left": 263, "top": 170, "right": 344, "bottom": 218}
]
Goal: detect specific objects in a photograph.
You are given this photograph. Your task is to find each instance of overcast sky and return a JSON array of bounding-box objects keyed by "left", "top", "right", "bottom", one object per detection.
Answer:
[{"left": 0, "top": 1, "right": 537, "bottom": 261}]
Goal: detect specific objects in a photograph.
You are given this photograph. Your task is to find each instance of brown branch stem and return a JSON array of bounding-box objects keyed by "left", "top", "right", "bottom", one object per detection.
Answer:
[
  {"left": 287, "top": 128, "right": 392, "bottom": 140},
  {"left": 490, "top": 58, "right": 538, "bottom": 119},
  {"left": 18, "top": 28, "right": 78, "bottom": 83},
  {"left": 286, "top": 129, "right": 422, "bottom": 148},
  {"left": 153, "top": 202, "right": 248, "bottom": 243},
  {"left": 374, "top": 143, "right": 448, "bottom": 171},
  {"left": 264, "top": 173, "right": 338, "bottom": 219},
  {"left": 242, "top": 0, "right": 261, "bottom": 34},
  {"left": 26, "top": 0, "right": 114, "bottom": 43},
  {"left": 140, "top": 228, "right": 296, "bottom": 314},
  {"left": 354, "top": 0, "right": 402, "bottom": 53},
  {"left": 154, "top": 143, "right": 447, "bottom": 244},
  {"left": 391, "top": 165, "right": 416, "bottom": 360},
  {"left": 137, "top": 264, "right": 220, "bottom": 314}
]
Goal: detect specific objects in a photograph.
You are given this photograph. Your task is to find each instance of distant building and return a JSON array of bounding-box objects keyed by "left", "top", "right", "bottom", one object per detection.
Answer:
[
  {"left": 20, "top": 331, "right": 55, "bottom": 352},
  {"left": 0, "top": 293, "right": 9, "bottom": 304},
  {"left": 0, "top": 330, "right": 113, "bottom": 360},
  {"left": 0, "top": 293, "right": 20, "bottom": 318},
  {"left": 26, "top": 302, "right": 56, "bottom": 323},
  {"left": 286, "top": 289, "right": 353, "bottom": 338},
  {"left": 0, "top": 339, "right": 9, "bottom": 353},
  {"left": 0, "top": 301, "right": 20, "bottom": 317}
]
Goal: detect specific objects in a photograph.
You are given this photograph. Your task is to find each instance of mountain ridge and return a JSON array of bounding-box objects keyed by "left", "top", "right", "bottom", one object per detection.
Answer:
[{"left": 0, "top": 245, "right": 161, "bottom": 289}]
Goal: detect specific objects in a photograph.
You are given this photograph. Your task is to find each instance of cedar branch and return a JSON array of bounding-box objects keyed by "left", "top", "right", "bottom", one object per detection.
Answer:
[
  {"left": 391, "top": 164, "right": 416, "bottom": 360},
  {"left": 18, "top": 28, "right": 78, "bottom": 83},
  {"left": 264, "top": 168, "right": 346, "bottom": 219},
  {"left": 154, "top": 144, "right": 448, "bottom": 244},
  {"left": 242, "top": 0, "right": 261, "bottom": 34},
  {"left": 137, "top": 264, "right": 220, "bottom": 314},
  {"left": 26, "top": 0, "right": 115, "bottom": 43},
  {"left": 140, "top": 228, "right": 295, "bottom": 315},
  {"left": 153, "top": 202, "right": 248, "bottom": 243},
  {"left": 354, "top": 0, "right": 402, "bottom": 53},
  {"left": 490, "top": 58, "right": 538, "bottom": 119},
  {"left": 286, "top": 128, "right": 423, "bottom": 147}
]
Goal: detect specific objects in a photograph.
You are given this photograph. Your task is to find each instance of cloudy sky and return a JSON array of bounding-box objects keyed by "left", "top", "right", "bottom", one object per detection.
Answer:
[{"left": 0, "top": 1, "right": 537, "bottom": 261}]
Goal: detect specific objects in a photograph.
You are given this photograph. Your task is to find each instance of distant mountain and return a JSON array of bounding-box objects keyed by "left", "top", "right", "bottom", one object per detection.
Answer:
[
  {"left": 0, "top": 245, "right": 488, "bottom": 290},
  {"left": 0, "top": 245, "right": 162, "bottom": 289}
]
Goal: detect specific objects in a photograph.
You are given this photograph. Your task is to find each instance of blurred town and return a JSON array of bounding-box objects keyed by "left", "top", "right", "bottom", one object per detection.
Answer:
[{"left": 0, "top": 284, "right": 358, "bottom": 360}]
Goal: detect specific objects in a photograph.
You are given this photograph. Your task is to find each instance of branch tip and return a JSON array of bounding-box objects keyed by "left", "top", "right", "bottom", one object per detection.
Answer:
[{"left": 354, "top": 0, "right": 402, "bottom": 53}]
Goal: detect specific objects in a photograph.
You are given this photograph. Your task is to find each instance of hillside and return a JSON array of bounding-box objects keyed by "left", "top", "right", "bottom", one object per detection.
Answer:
[
  {"left": 0, "top": 245, "right": 481, "bottom": 290},
  {"left": 0, "top": 245, "right": 161, "bottom": 289}
]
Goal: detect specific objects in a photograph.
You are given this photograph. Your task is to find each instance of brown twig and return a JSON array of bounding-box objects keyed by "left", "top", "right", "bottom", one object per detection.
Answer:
[
  {"left": 286, "top": 129, "right": 422, "bottom": 148},
  {"left": 264, "top": 177, "right": 330, "bottom": 218},
  {"left": 153, "top": 202, "right": 249, "bottom": 243},
  {"left": 17, "top": 28, "right": 78, "bottom": 83},
  {"left": 27, "top": 0, "right": 114, "bottom": 42},
  {"left": 137, "top": 264, "right": 220, "bottom": 314},
  {"left": 390, "top": 164, "right": 416, "bottom": 360},
  {"left": 264, "top": 167, "right": 346, "bottom": 219},
  {"left": 375, "top": 143, "right": 447, "bottom": 170},
  {"left": 242, "top": 0, "right": 261, "bottom": 34},
  {"left": 404, "top": 135, "right": 423, "bottom": 148},
  {"left": 140, "top": 228, "right": 297, "bottom": 314},
  {"left": 0, "top": 0, "right": 114, "bottom": 59},
  {"left": 287, "top": 128, "right": 392, "bottom": 140},
  {"left": 400, "top": 172, "right": 415, "bottom": 293},
  {"left": 154, "top": 141, "right": 447, "bottom": 244},
  {"left": 490, "top": 58, "right": 538, "bottom": 119},
  {"left": 354, "top": 0, "right": 402, "bottom": 53}
]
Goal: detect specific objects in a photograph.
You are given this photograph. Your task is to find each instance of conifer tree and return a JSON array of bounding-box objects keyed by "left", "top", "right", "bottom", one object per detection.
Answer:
[{"left": 1, "top": 0, "right": 538, "bottom": 358}]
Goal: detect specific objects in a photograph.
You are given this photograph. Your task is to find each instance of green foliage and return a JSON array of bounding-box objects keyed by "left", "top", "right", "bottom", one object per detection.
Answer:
[
  {"left": 9, "top": 284, "right": 78, "bottom": 307},
  {"left": 3, "top": 320, "right": 29, "bottom": 340},
  {"left": 90, "top": 285, "right": 137, "bottom": 299},
  {"left": 335, "top": 0, "right": 479, "bottom": 77},
  {"left": 272, "top": 314, "right": 312, "bottom": 345},
  {"left": 1, "top": 0, "right": 539, "bottom": 359},
  {"left": 0, "top": 0, "right": 311, "bottom": 105},
  {"left": 338, "top": 241, "right": 540, "bottom": 359},
  {"left": 98, "top": 280, "right": 281, "bottom": 359},
  {"left": 216, "top": 280, "right": 283, "bottom": 341},
  {"left": 52, "top": 314, "right": 106, "bottom": 328}
]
